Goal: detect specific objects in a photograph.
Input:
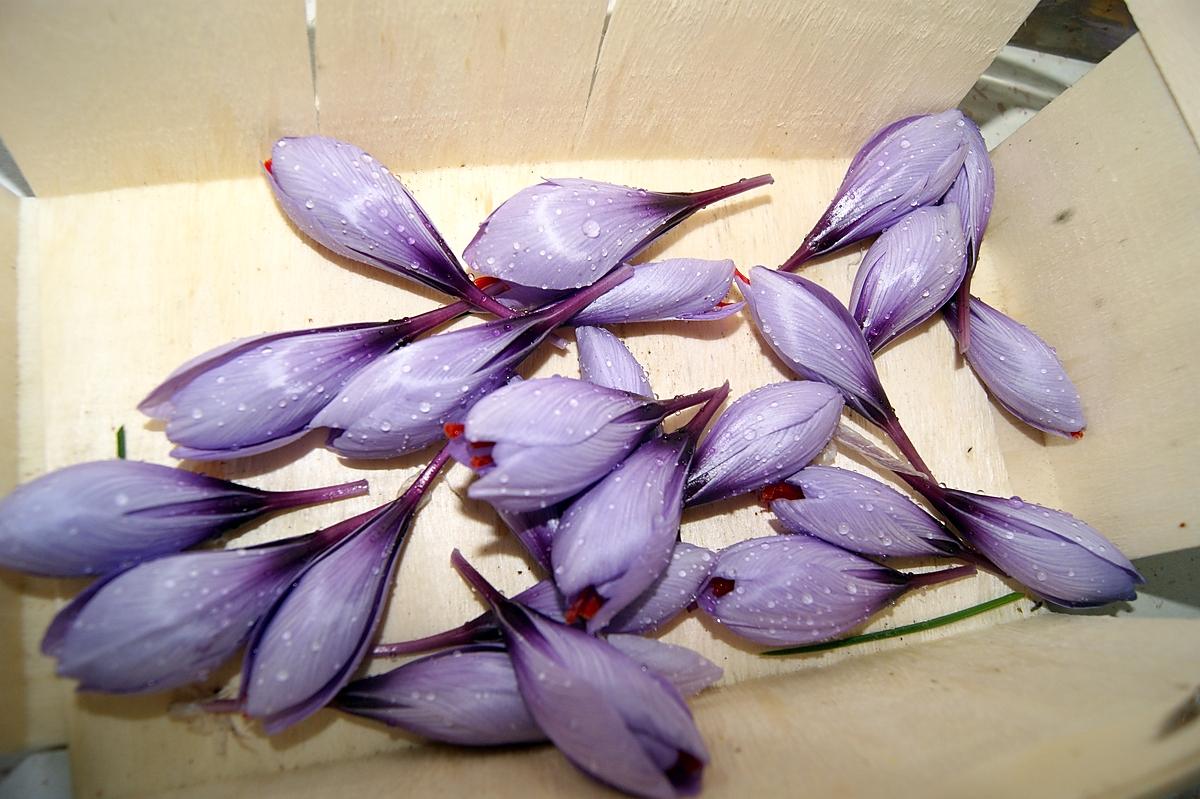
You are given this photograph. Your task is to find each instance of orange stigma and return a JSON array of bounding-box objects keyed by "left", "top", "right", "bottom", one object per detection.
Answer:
[
  {"left": 443, "top": 422, "right": 465, "bottom": 439},
  {"left": 1070, "top": 430, "right": 1085, "bottom": 440},
  {"left": 469, "top": 455, "right": 494, "bottom": 469},
  {"left": 564, "top": 587, "right": 604, "bottom": 624},
  {"left": 707, "top": 577, "right": 736, "bottom": 597},
  {"left": 473, "top": 276, "right": 502, "bottom": 290},
  {"left": 263, "top": 159, "right": 273, "bottom": 175},
  {"left": 758, "top": 482, "right": 803, "bottom": 507},
  {"left": 734, "top": 268, "right": 750, "bottom": 285}
]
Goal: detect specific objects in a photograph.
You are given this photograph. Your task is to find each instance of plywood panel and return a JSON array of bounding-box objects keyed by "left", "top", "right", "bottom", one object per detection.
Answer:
[
  {"left": 576, "top": 0, "right": 1036, "bottom": 160},
  {"left": 1129, "top": 0, "right": 1200, "bottom": 145},
  {"left": 983, "top": 35, "right": 1200, "bottom": 559},
  {"left": 314, "top": 0, "right": 609, "bottom": 168},
  {"left": 0, "top": 0, "right": 315, "bottom": 196}
]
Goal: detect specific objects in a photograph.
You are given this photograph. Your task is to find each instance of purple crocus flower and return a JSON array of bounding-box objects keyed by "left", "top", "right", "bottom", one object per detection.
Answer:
[
  {"left": 453, "top": 551, "right": 710, "bottom": 798},
  {"left": 140, "top": 307, "right": 465, "bottom": 461},
  {"left": 740, "top": 266, "right": 933, "bottom": 476},
  {"left": 577, "top": 326, "right": 654, "bottom": 396},
  {"left": 464, "top": 376, "right": 720, "bottom": 513},
  {"left": 685, "top": 381, "right": 843, "bottom": 506},
  {"left": 466, "top": 175, "right": 773, "bottom": 290},
  {"left": 902, "top": 473, "right": 1141, "bottom": 607},
  {"left": 848, "top": 204, "right": 968, "bottom": 352},
  {"left": 312, "top": 266, "right": 633, "bottom": 459},
  {"left": 551, "top": 388, "right": 727, "bottom": 633},
  {"left": 944, "top": 296, "right": 1085, "bottom": 439},
  {"left": 695, "top": 535, "right": 975, "bottom": 646},
  {"left": 780, "top": 110, "right": 970, "bottom": 271},
  {"left": 41, "top": 506, "right": 379, "bottom": 693},
  {"left": 240, "top": 449, "right": 450, "bottom": 733},
  {"left": 0, "top": 460, "right": 367, "bottom": 577},
  {"left": 265, "top": 137, "right": 512, "bottom": 318},
  {"left": 942, "top": 116, "right": 994, "bottom": 351},
  {"left": 770, "top": 466, "right": 962, "bottom": 558}
]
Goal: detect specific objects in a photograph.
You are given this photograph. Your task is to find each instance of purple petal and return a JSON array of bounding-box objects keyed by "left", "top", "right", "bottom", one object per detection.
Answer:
[
  {"left": 741, "top": 267, "right": 892, "bottom": 426},
  {"left": 849, "top": 205, "right": 968, "bottom": 352},
  {"left": 466, "top": 377, "right": 663, "bottom": 512},
  {"left": 455, "top": 555, "right": 708, "bottom": 799},
  {"left": 685, "top": 382, "right": 843, "bottom": 506},
  {"left": 932, "top": 486, "right": 1141, "bottom": 607},
  {"left": 552, "top": 433, "right": 692, "bottom": 634},
  {"left": 0, "top": 461, "right": 364, "bottom": 577},
  {"left": 140, "top": 319, "right": 433, "bottom": 460},
  {"left": 514, "top": 579, "right": 568, "bottom": 621},
  {"left": 466, "top": 176, "right": 772, "bottom": 291},
  {"left": 605, "top": 635, "right": 723, "bottom": 697},
  {"left": 944, "top": 296, "right": 1085, "bottom": 438},
  {"left": 943, "top": 117, "right": 993, "bottom": 266},
  {"left": 695, "top": 535, "right": 909, "bottom": 647},
  {"left": 571, "top": 259, "right": 740, "bottom": 325},
  {"left": 782, "top": 111, "right": 969, "bottom": 269},
  {"left": 576, "top": 326, "right": 654, "bottom": 396},
  {"left": 267, "top": 137, "right": 486, "bottom": 306},
  {"left": 772, "top": 466, "right": 960, "bottom": 558},
  {"left": 496, "top": 506, "right": 562, "bottom": 572},
  {"left": 606, "top": 543, "right": 715, "bottom": 635},
  {"left": 335, "top": 644, "right": 544, "bottom": 746}
]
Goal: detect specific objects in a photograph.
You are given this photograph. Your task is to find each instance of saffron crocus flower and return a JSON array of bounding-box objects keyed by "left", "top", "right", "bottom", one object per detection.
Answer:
[
  {"left": 944, "top": 296, "right": 1085, "bottom": 438},
  {"left": 780, "top": 110, "right": 970, "bottom": 271},
  {"left": 140, "top": 307, "right": 465, "bottom": 460},
  {"left": 453, "top": 551, "right": 710, "bottom": 799},
  {"left": 466, "top": 175, "right": 773, "bottom": 290},
  {"left": 685, "top": 381, "right": 843, "bottom": 506},
  {"left": 741, "top": 266, "right": 933, "bottom": 476},
  {"left": 942, "top": 116, "right": 994, "bottom": 351},
  {"left": 312, "top": 266, "right": 633, "bottom": 458},
  {"left": 902, "top": 473, "right": 1141, "bottom": 607},
  {"left": 464, "top": 377, "right": 722, "bottom": 513},
  {"left": 0, "top": 460, "right": 366, "bottom": 577},
  {"left": 241, "top": 449, "right": 450, "bottom": 733},
  {"left": 552, "top": 388, "right": 727, "bottom": 633},
  {"left": 41, "top": 506, "right": 379, "bottom": 693},
  {"left": 848, "top": 204, "right": 968, "bottom": 352},
  {"left": 770, "top": 466, "right": 962, "bottom": 558},
  {"left": 266, "top": 137, "right": 512, "bottom": 318},
  {"left": 695, "top": 535, "right": 975, "bottom": 646},
  {"left": 577, "top": 326, "right": 654, "bottom": 396}
]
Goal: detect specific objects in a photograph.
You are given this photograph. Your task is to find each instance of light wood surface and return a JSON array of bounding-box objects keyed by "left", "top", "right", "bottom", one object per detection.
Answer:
[{"left": 1129, "top": 0, "right": 1200, "bottom": 145}]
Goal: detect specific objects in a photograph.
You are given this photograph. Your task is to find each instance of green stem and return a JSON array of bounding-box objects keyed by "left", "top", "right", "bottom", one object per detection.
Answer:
[{"left": 761, "top": 592, "right": 1023, "bottom": 657}]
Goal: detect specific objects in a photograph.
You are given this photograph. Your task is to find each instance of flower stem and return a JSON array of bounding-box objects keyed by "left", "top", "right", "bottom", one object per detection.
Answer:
[
  {"left": 761, "top": 592, "right": 1024, "bottom": 656},
  {"left": 373, "top": 615, "right": 496, "bottom": 658},
  {"left": 881, "top": 416, "right": 934, "bottom": 479},
  {"left": 686, "top": 174, "right": 775, "bottom": 208},
  {"left": 540, "top": 264, "right": 636, "bottom": 330},
  {"left": 904, "top": 563, "right": 976, "bottom": 590},
  {"left": 450, "top": 549, "right": 507, "bottom": 609},
  {"left": 266, "top": 478, "right": 370, "bottom": 510},
  {"left": 461, "top": 280, "right": 520, "bottom": 320},
  {"left": 779, "top": 238, "right": 817, "bottom": 273},
  {"left": 659, "top": 385, "right": 727, "bottom": 415},
  {"left": 954, "top": 275, "right": 974, "bottom": 354},
  {"left": 682, "top": 382, "right": 731, "bottom": 439}
]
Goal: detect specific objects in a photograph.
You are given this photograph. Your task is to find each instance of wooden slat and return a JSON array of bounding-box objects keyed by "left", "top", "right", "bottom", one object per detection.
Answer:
[
  {"left": 981, "top": 35, "right": 1200, "bottom": 559},
  {"left": 139, "top": 616, "right": 1200, "bottom": 799},
  {"left": 314, "top": 0, "right": 609, "bottom": 168},
  {"left": 1128, "top": 0, "right": 1200, "bottom": 145},
  {"left": 0, "top": 0, "right": 315, "bottom": 196},
  {"left": 575, "top": 0, "right": 1036, "bottom": 159}
]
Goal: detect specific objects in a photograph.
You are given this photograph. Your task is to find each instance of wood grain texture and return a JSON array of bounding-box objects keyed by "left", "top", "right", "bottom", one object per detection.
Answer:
[
  {"left": 314, "top": 0, "right": 609, "bottom": 167},
  {"left": 575, "top": 0, "right": 1037, "bottom": 159},
  {"left": 982, "top": 35, "right": 1200, "bottom": 559},
  {"left": 1128, "top": 0, "right": 1200, "bottom": 146},
  {"left": 111, "top": 616, "right": 1200, "bottom": 799},
  {"left": 0, "top": 0, "right": 315, "bottom": 196}
]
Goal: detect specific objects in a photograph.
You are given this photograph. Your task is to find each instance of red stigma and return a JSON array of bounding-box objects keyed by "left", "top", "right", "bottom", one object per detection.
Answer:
[
  {"left": 733, "top": 268, "right": 750, "bottom": 285},
  {"left": 263, "top": 158, "right": 273, "bottom": 175},
  {"left": 473, "top": 275, "right": 502, "bottom": 290},
  {"left": 564, "top": 587, "right": 604, "bottom": 625},
  {"left": 707, "top": 577, "right": 736, "bottom": 598},
  {"left": 665, "top": 751, "right": 705, "bottom": 788},
  {"left": 1070, "top": 430, "right": 1085, "bottom": 440},
  {"left": 469, "top": 455, "right": 494, "bottom": 469},
  {"left": 443, "top": 422, "right": 465, "bottom": 439},
  {"left": 758, "top": 482, "right": 804, "bottom": 507}
]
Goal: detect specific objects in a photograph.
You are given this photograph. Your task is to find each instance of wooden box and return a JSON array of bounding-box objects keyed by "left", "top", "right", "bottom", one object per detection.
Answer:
[{"left": 0, "top": 1, "right": 1197, "bottom": 796}]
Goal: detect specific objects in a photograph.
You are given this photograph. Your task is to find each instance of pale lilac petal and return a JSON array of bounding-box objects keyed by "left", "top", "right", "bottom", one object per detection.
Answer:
[
  {"left": 571, "top": 259, "right": 740, "bottom": 325},
  {"left": 607, "top": 543, "right": 715, "bottom": 635},
  {"left": 605, "top": 635, "right": 723, "bottom": 697},
  {"left": 685, "top": 382, "right": 843, "bottom": 505},
  {"left": 772, "top": 466, "right": 961, "bottom": 558},
  {"left": 335, "top": 645, "right": 543, "bottom": 746},
  {"left": 576, "top": 326, "right": 654, "bottom": 396},
  {"left": 695, "top": 535, "right": 907, "bottom": 646},
  {"left": 0, "top": 460, "right": 365, "bottom": 577},
  {"left": 466, "top": 377, "right": 663, "bottom": 512},
  {"left": 943, "top": 117, "right": 993, "bottom": 266},
  {"left": 497, "top": 507, "right": 561, "bottom": 572},
  {"left": 849, "top": 205, "right": 968, "bottom": 352},
  {"left": 514, "top": 579, "right": 567, "bottom": 621},
  {"left": 742, "top": 267, "right": 891, "bottom": 426},
  {"left": 466, "top": 176, "right": 772, "bottom": 290},
  {"left": 552, "top": 433, "right": 692, "bottom": 634},
  {"left": 783, "top": 111, "right": 969, "bottom": 270},
  {"left": 944, "top": 297, "right": 1086, "bottom": 438}
]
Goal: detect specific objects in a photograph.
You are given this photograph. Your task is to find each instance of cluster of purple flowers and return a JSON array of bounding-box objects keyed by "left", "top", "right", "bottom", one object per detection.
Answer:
[{"left": 0, "top": 117, "right": 1139, "bottom": 798}]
